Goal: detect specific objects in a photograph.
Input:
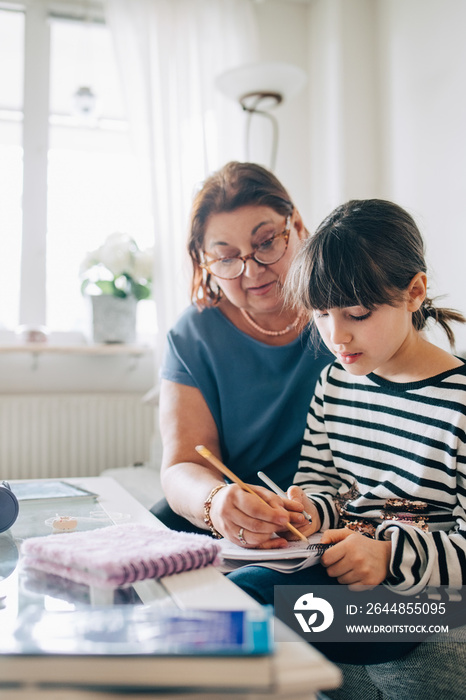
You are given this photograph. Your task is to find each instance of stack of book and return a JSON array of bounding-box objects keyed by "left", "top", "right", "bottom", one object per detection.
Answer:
[{"left": 0, "top": 605, "right": 275, "bottom": 692}]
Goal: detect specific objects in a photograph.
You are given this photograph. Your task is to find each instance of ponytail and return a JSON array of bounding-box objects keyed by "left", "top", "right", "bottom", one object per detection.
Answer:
[{"left": 414, "top": 297, "right": 466, "bottom": 349}]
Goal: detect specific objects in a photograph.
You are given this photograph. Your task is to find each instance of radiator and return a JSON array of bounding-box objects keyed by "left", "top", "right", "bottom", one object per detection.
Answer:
[{"left": 0, "top": 394, "right": 154, "bottom": 480}]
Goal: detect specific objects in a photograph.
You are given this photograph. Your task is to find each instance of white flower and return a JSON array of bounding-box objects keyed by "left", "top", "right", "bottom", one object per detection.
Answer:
[
  {"left": 98, "top": 233, "right": 136, "bottom": 277},
  {"left": 80, "top": 233, "right": 153, "bottom": 300},
  {"left": 132, "top": 248, "right": 154, "bottom": 282}
]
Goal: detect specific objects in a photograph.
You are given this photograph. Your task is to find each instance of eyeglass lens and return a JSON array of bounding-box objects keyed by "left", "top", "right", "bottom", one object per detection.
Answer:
[{"left": 208, "top": 234, "right": 288, "bottom": 280}]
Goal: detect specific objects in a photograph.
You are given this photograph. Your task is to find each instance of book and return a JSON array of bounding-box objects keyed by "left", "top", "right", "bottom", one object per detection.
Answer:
[
  {"left": 219, "top": 532, "right": 331, "bottom": 573},
  {"left": 0, "top": 605, "right": 275, "bottom": 691},
  {"left": 11, "top": 480, "right": 97, "bottom": 502},
  {"left": 21, "top": 523, "right": 222, "bottom": 588}
]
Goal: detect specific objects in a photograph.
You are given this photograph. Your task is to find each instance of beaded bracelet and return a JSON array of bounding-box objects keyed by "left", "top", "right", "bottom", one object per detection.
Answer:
[{"left": 203, "top": 483, "right": 227, "bottom": 539}]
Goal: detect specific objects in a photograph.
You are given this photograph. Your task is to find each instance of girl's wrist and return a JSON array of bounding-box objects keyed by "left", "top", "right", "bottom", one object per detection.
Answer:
[{"left": 381, "top": 539, "right": 392, "bottom": 579}]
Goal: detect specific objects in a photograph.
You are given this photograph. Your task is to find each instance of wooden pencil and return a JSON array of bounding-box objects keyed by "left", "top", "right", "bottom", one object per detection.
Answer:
[{"left": 195, "top": 444, "right": 308, "bottom": 543}]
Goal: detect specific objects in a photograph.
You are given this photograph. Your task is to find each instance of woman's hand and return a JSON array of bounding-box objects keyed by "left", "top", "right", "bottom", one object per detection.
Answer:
[
  {"left": 275, "top": 484, "right": 321, "bottom": 539},
  {"left": 209, "top": 483, "right": 295, "bottom": 549},
  {"left": 320, "top": 528, "right": 392, "bottom": 590}
]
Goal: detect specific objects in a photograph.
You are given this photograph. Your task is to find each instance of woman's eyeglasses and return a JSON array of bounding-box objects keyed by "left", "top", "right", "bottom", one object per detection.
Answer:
[{"left": 200, "top": 216, "right": 291, "bottom": 280}]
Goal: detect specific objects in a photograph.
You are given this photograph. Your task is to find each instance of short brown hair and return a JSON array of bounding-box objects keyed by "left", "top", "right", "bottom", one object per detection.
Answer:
[{"left": 188, "top": 162, "right": 295, "bottom": 307}]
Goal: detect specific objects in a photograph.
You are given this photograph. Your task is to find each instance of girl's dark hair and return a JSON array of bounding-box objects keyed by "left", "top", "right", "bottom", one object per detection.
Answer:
[
  {"left": 188, "top": 161, "right": 295, "bottom": 307},
  {"left": 286, "top": 199, "right": 465, "bottom": 347}
]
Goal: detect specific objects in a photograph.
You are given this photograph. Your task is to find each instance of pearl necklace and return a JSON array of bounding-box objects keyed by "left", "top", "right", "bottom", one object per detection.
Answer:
[{"left": 240, "top": 308, "right": 301, "bottom": 337}]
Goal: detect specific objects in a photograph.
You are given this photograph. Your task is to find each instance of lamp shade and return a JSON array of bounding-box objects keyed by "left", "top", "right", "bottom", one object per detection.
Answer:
[{"left": 215, "top": 61, "right": 307, "bottom": 111}]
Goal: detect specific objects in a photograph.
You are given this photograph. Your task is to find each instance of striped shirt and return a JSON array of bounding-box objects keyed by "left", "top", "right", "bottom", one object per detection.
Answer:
[{"left": 295, "top": 360, "right": 466, "bottom": 595}]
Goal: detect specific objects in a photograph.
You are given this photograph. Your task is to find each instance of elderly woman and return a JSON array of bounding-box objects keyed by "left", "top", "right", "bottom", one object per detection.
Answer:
[{"left": 151, "top": 161, "right": 331, "bottom": 546}]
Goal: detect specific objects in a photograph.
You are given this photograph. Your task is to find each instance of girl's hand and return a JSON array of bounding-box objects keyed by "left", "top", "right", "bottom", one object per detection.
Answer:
[
  {"left": 276, "top": 485, "right": 322, "bottom": 540},
  {"left": 209, "top": 483, "right": 293, "bottom": 549},
  {"left": 320, "top": 528, "right": 392, "bottom": 590}
]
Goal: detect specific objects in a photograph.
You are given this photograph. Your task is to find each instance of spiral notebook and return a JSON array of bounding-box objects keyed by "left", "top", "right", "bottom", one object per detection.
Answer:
[
  {"left": 21, "top": 523, "right": 222, "bottom": 588},
  {"left": 219, "top": 532, "right": 333, "bottom": 573}
]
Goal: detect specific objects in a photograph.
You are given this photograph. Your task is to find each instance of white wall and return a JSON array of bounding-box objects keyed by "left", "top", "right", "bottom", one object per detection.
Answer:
[
  {"left": 252, "top": 0, "right": 312, "bottom": 218},
  {"left": 0, "top": 351, "right": 154, "bottom": 394},
  {"left": 307, "top": 0, "right": 382, "bottom": 225},
  {"left": 305, "top": 0, "right": 466, "bottom": 352},
  {"left": 378, "top": 0, "right": 466, "bottom": 352}
]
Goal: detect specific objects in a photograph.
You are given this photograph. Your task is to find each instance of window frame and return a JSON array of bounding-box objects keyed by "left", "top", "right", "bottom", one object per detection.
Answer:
[
  {"left": 21, "top": 0, "right": 49, "bottom": 326},
  {"left": 1, "top": 0, "right": 118, "bottom": 339}
]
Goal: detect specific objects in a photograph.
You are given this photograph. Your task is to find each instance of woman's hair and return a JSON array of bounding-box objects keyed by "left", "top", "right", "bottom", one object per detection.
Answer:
[
  {"left": 188, "top": 161, "right": 295, "bottom": 307},
  {"left": 286, "top": 198, "right": 465, "bottom": 347}
]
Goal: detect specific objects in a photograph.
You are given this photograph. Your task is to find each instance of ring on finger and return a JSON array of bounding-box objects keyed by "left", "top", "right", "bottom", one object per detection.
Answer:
[{"left": 237, "top": 527, "right": 248, "bottom": 546}]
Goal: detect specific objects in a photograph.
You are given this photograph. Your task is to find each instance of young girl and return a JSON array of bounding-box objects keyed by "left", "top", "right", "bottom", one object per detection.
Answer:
[
  {"left": 287, "top": 197, "right": 466, "bottom": 596},
  {"left": 227, "top": 199, "right": 466, "bottom": 699}
]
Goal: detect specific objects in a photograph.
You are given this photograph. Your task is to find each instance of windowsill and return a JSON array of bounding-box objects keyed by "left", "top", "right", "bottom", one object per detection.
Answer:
[
  {"left": 0, "top": 342, "right": 156, "bottom": 393},
  {"left": 0, "top": 343, "right": 152, "bottom": 356}
]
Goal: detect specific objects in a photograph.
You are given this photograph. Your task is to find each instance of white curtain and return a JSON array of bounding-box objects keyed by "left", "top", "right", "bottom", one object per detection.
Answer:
[{"left": 104, "top": 0, "right": 259, "bottom": 348}]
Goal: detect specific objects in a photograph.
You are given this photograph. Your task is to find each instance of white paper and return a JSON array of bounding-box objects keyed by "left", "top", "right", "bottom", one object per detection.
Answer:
[{"left": 219, "top": 532, "right": 323, "bottom": 561}]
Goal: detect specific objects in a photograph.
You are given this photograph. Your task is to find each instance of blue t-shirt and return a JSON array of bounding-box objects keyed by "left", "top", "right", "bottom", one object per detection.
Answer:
[{"left": 160, "top": 305, "right": 331, "bottom": 491}]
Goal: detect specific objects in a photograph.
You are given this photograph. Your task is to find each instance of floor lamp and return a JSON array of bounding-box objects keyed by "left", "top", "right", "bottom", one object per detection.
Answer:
[{"left": 216, "top": 61, "right": 307, "bottom": 171}]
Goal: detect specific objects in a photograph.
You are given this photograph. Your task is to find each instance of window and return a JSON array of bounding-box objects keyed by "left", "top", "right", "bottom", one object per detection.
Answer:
[
  {"left": 0, "top": 8, "right": 23, "bottom": 332},
  {"left": 0, "top": 3, "right": 155, "bottom": 341}
]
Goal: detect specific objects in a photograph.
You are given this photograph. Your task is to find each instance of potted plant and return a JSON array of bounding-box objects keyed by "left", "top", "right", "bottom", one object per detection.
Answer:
[{"left": 80, "top": 233, "right": 153, "bottom": 343}]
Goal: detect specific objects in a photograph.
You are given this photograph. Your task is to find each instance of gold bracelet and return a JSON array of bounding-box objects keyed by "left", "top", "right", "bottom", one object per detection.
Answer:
[{"left": 203, "top": 483, "right": 227, "bottom": 539}]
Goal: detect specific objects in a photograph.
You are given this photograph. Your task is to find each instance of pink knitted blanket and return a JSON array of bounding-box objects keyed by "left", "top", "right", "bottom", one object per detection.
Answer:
[{"left": 21, "top": 524, "right": 221, "bottom": 588}]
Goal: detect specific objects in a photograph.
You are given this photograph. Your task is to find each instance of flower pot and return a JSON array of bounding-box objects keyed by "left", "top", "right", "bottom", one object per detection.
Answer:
[{"left": 91, "top": 295, "right": 137, "bottom": 344}]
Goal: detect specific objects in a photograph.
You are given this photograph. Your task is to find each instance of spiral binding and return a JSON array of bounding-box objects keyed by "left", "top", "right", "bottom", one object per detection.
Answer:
[{"left": 307, "top": 543, "right": 334, "bottom": 555}]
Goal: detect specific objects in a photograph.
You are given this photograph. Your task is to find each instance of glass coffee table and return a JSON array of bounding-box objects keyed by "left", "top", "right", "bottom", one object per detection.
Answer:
[
  {"left": 1, "top": 477, "right": 172, "bottom": 613},
  {"left": 0, "top": 476, "right": 341, "bottom": 699}
]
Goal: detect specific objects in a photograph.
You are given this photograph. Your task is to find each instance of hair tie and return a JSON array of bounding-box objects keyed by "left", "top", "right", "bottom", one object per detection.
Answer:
[{"left": 422, "top": 299, "right": 438, "bottom": 321}]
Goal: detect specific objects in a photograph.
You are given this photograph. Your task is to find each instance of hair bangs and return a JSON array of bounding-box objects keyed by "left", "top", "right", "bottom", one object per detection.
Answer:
[{"left": 305, "top": 228, "right": 397, "bottom": 312}]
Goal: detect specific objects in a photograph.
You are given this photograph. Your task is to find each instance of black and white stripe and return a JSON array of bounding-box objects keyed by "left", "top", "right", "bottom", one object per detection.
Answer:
[{"left": 294, "top": 361, "right": 466, "bottom": 595}]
